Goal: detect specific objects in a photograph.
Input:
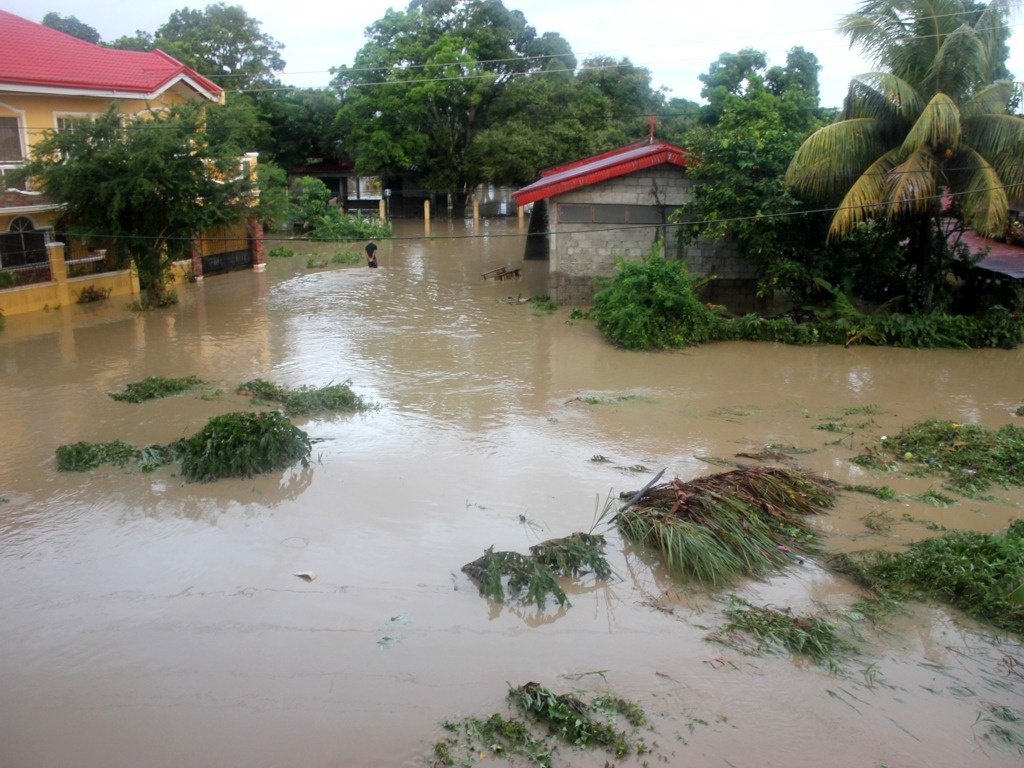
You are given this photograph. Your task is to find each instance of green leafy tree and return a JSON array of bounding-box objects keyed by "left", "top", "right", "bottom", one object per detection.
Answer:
[
  {"left": 21, "top": 105, "right": 255, "bottom": 305},
  {"left": 260, "top": 88, "right": 344, "bottom": 169},
  {"left": 333, "top": 0, "right": 576, "bottom": 209},
  {"left": 41, "top": 12, "right": 101, "bottom": 43},
  {"left": 786, "top": 0, "right": 1024, "bottom": 310},
  {"left": 153, "top": 3, "right": 285, "bottom": 90}
]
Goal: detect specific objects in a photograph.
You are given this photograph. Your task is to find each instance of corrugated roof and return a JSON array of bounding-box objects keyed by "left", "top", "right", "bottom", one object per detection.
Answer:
[
  {"left": 0, "top": 10, "right": 222, "bottom": 101},
  {"left": 513, "top": 140, "right": 691, "bottom": 206}
]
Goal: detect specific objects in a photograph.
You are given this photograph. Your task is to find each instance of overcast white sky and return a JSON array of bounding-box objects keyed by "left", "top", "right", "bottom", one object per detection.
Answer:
[{"left": 5, "top": 0, "right": 1024, "bottom": 108}]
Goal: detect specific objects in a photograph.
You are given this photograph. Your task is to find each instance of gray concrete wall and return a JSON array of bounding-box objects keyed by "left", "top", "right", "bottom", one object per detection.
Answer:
[{"left": 545, "top": 166, "right": 757, "bottom": 304}]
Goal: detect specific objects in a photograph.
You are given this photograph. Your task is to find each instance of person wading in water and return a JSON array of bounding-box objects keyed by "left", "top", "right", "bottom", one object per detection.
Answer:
[{"left": 365, "top": 242, "right": 378, "bottom": 268}]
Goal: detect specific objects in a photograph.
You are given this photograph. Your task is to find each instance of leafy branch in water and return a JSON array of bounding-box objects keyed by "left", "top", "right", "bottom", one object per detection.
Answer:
[{"left": 462, "top": 533, "right": 612, "bottom": 610}]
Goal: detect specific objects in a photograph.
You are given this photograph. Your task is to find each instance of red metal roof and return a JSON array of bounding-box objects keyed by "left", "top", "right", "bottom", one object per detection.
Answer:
[
  {"left": 513, "top": 140, "right": 691, "bottom": 206},
  {"left": 0, "top": 11, "right": 222, "bottom": 101}
]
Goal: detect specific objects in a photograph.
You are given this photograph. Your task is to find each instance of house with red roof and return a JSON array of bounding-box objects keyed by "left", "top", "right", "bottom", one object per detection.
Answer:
[
  {"left": 513, "top": 139, "right": 755, "bottom": 305},
  {"left": 0, "top": 11, "right": 262, "bottom": 314}
]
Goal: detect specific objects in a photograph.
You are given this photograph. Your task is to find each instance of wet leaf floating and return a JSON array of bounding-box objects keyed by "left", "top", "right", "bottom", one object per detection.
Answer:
[
  {"left": 614, "top": 466, "right": 834, "bottom": 586},
  {"left": 462, "top": 533, "right": 612, "bottom": 610},
  {"left": 109, "top": 375, "right": 204, "bottom": 403},
  {"left": 55, "top": 440, "right": 141, "bottom": 471}
]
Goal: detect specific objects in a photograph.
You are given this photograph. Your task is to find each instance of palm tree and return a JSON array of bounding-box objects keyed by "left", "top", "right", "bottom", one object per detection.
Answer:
[{"left": 785, "top": 0, "right": 1024, "bottom": 307}]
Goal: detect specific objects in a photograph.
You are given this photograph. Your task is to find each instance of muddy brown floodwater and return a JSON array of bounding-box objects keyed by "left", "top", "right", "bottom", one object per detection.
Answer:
[{"left": 1, "top": 219, "right": 1023, "bottom": 768}]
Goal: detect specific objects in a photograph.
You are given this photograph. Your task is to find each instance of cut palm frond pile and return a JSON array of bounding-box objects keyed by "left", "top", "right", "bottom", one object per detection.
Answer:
[
  {"left": 237, "top": 378, "right": 373, "bottom": 416},
  {"left": 462, "top": 533, "right": 611, "bottom": 610},
  {"left": 709, "top": 598, "right": 849, "bottom": 670},
  {"left": 109, "top": 375, "right": 204, "bottom": 403},
  {"left": 828, "top": 520, "right": 1024, "bottom": 635},
  {"left": 615, "top": 467, "right": 834, "bottom": 586},
  {"left": 853, "top": 419, "right": 1024, "bottom": 496},
  {"left": 431, "top": 682, "right": 650, "bottom": 767}
]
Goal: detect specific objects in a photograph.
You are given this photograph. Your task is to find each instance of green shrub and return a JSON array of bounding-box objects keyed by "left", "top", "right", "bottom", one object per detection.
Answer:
[
  {"left": 268, "top": 246, "right": 295, "bottom": 258},
  {"left": 331, "top": 250, "right": 362, "bottom": 264},
  {"left": 56, "top": 440, "right": 140, "bottom": 471},
  {"left": 178, "top": 411, "right": 311, "bottom": 482},
  {"left": 237, "top": 378, "right": 371, "bottom": 416},
  {"left": 591, "top": 250, "right": 718, "bottom": 349},
  {"left": 0, "top": 270, "right": 16, "bottom": 289},
  {"left": 309, "top": 211, "right": 392, "bottom": 242}
]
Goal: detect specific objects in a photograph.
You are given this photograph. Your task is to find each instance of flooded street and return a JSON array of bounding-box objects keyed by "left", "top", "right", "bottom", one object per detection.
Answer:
[{"left": 2, "top": 219, "right": 1023, "bottom": 768}]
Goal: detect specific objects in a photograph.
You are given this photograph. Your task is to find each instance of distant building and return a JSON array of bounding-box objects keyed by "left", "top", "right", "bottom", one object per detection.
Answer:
[{"left": 513, "top": 140, "right": 755, "bottom": 305}]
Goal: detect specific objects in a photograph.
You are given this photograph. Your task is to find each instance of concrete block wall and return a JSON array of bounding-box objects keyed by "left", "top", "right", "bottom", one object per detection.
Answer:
[{"left": 547, "top": 167, "right": 757, "bottom": 304}]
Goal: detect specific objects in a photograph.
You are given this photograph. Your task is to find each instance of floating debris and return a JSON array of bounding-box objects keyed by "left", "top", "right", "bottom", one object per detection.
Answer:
[
  {"left": 828, "top": 520, "right": 1024, "bottom": 635},
  {"left": 430, "top": 682, "right": 651, "bottom": 767},
  {"left": 109, "top": 375, "right": 204, "bottom": 403},
  {"left": 615, "top": 466, "right": 834, "bottom": 586},
  {"left": 462, "top": 533, "right": 611, "bottom": 610},
  {"left": 709, "top": 598, "right": 849, "bottom": 670},
  {"left": 179, "top": 411, "right": 311, "bottom": 482},
  {"left": 55, "top": 440, "right": 140, "bottom": 471},
  {"left": 237, "top": 378, "right": 373, "bottom": 416},
  {"left": 854, "top": 419, "right": 1024, "bottom": 495},
  {"left": 293, "top": 571, "right": 316, "bottom": 582}
]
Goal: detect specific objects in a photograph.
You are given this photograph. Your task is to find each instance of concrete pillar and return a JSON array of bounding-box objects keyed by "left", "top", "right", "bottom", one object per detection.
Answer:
[
  {"left": 472, "top": 196, "right": 479, "bottom": 226},
  {"left": 517, "top": 205, "right": 525, "bottom": 229},
  {"left": 378, "top": 198, "right": 386, "bottom": 222},
  {"left": 190, "top": 235, "right": 204, "bottom": 282},
  {"left": 248, "top": 216, "right": 266, "bottom": 273},
  {"left": 46, "top": 242, "right": 70, "bottom": 308},
  {"left": 424, "top": 199, "right": 431, "bottom": 236}
]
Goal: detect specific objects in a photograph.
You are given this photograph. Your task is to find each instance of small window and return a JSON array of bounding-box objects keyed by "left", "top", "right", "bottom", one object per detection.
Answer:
[
  {"left": 558, "top": 203, "right": 592, "bottom": 224},
  {"left": 626, "top": 206, "right": 663, "bottom": 225},
  {"left": 0, "top": 117, "right": 22, "bottom": 162},
  {"left": 9, "top": 216, "right": 34, "bottom": 232}
]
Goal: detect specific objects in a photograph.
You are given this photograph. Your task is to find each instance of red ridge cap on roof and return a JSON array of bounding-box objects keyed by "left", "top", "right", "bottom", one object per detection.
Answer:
[
  {"left": 0, "top": 10, "right": 222, "bottom": 101},
  {"left": 514, "top": 141, "right": 691, "bottom": 207}
]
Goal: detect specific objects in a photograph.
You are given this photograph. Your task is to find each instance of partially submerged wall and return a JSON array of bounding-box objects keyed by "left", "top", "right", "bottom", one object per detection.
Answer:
[{"left": 545, "top": 167, "right": 756, "bottom": 305}]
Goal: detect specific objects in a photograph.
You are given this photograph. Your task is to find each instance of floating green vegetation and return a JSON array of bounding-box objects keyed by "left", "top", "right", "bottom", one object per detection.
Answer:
[
  {"left": 1016, "top": 405, "right": 1024, "bottom": 417},
  {"left": 569, "top": 393, "right": 639, "bottom": 406},
  {"left": 331, "top": 250, "right": 361, "bottom": 264},
  {"left": 109, "top": 375, "right": 204, "bottom": 403},
  {"left": 306, "top": 255, "right": 328, "bottom": 269},
  {"left": 828, "top": 520, "right": 1024, "bottom": 635},
  {"left": 530, "top": 296, "right": 556, "bottom": 315},
  {"left": 431, "top": 683, "right": 650, "bottom": 767},
  {"left": 462, "top": 533, "right": 611, "bottom": 610},
  {"left": 977, "top": 703, "right": 1024, "bottom": 757},
  {"left": 710, "top": 405, "right": 760, "bottom": 419},
  {"left": 178, "top": 411, "right": 311, "bottom": 482},
  {"left": 268, "top": 246, "right": 295, "bottom": 258},
  {"left": 842, "top": 483, "right": 898, "bottom": 500},
  {"left": 614, "top": 467, "right": 834, "bottom": 586},
  {"left": 75, "top": 284, "right": 111, "bottom": 303},
  {"left": 237, "top": 378, "right": 372, "bottom": 416},
  {"left": 588, "top": 454, "right": 611, "bottom": 463},
  {"left": 55, "top": 440, "right": 141, "bottom": 471},
  {"left": 913, "top": 488, "right": 957, "bottom": 507},
  {"left": 862, "top": 510, "right": 895, "bottom": 532},
  {"left": 855, "top": 419, "right": 1024, "bottom": 495},
  {"left": 710, "top": 599, "right": 849, "bottom": 669},
  {"left": 815, "top": 418, "right": 853, "bottom": 433},
  {"left": 843, "top": 404, "right": 882, "bottom": 416}
]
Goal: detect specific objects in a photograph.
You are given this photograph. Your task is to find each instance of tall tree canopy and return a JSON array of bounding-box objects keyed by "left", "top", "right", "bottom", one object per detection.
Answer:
[
  {"left": 41, "top": 12, "right": 100, "bottom": 43},
  {"left": 787, "top": 0, "right": 1024, "bottom": 240},
  {"left": 333, "top": 0, "right": 585, "bottom": 204}
]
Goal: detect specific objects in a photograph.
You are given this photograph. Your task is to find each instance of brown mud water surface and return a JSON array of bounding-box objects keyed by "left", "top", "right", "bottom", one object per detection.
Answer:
[{"left": 1, "top": 219, "right": 1023, "bottom": 768}]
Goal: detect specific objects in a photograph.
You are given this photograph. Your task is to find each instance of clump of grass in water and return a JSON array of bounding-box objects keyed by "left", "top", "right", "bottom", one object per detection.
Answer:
[
  {"left": 331, "top": 250, "right": 361, "bottom": 264},
  {"left": 56, "top": 440, "right": 140, "bottom": 471},
  {"left": 530, "top": 295, "right": 556, "bottom": 315},
  {"left": 842, "top": 483, "right": 898, "bottom": 500},
  {"left": 854, "top": 419, "right": 1024, "bottom": 495},
  {"left": 462, "top": 532, "right": 611, "bottom": 610},
  {"left": 237, "top": 378, "right": 372, "bottom": 416},
  {"left": 614, "top": 466, "right": 834, "bottom": 586},
  {"left": 1016, "top": 404, "right": 1024, "bottom": 417},
  {"left": 306, "top": 255, "right": 328, "bottom": 269},
  {"left": 178, "top": 411, "right": 311, "bottom": 482},
  {"left": 827, "top": 520, "right": 1024, "bottom": 635},
  {"left": 710, "top": 599, "right": 848, "bottom": 669},
  {"left": 109, "top": 375, "right": 204, "bottom": 403},
  {"left": 268, "top": 246, "right": 294, "bottom": 258},
  {"left": 431, "top": 683, "right": 650, "bottom": 767}
]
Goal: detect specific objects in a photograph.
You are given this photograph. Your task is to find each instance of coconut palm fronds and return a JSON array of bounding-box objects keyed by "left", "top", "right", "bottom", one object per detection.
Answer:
[{"left": 615, "top": 467, "right": 834, "bottom": 586}]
